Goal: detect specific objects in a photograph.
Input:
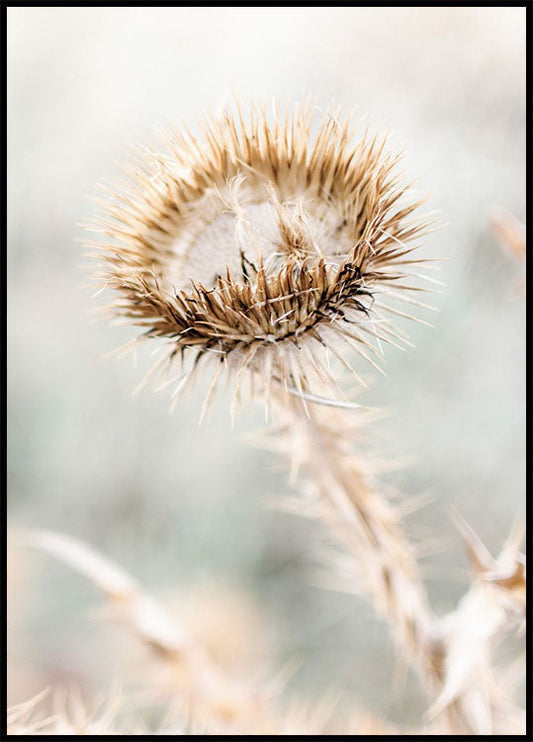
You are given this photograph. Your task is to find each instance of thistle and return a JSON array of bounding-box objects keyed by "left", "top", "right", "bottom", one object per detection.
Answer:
[
  {"left": 85, "top": 102, "right": 525, "bottom": 734},
  {"left": 87, "top": 102, "right": 434, "bottom": 411}
]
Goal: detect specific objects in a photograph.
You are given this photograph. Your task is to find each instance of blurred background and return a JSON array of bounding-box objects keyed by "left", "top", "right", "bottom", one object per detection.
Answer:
[{"left": 7, "top": 6, "right": 526, "bottom": 731}]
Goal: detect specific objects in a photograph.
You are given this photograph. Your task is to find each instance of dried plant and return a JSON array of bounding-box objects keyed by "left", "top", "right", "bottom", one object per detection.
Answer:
[
  {"left": 490, "top": 206, "right": 526, "bottom": 261},
  {"left": 62, "top": 101, "right": 526, "bottom": 734},
  {"left": 7, "top": 689, "right": 129, "bottom": 736},
  {"left": 86, "top": 102, "right": 436, "bottom": 414},
  {"left": 11, "top": 530, "right": 412, "bottom": 736},
  {"left": 267, "top": 397, "right": 526, "bottom": 734},
  {"left": 14, "top": 530, "right": 282, "bottom": 735}
]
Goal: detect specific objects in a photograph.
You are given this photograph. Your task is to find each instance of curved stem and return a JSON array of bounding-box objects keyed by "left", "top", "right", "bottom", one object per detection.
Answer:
[{"left": 272, "top": 391, "right": 488, "bottom": 734}]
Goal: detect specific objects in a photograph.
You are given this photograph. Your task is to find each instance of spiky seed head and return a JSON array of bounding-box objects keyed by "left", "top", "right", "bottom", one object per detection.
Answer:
[{"left": 87, "top": 102, "right": 434, "bottom": 410}]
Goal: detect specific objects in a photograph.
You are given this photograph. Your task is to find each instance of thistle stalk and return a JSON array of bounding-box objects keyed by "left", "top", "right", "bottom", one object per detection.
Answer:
[{"left": 271, "top": 391, "right": 524, "bottom": 734}]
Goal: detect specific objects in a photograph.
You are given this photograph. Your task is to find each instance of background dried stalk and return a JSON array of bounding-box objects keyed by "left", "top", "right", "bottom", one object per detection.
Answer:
[
  {"left": 490, "top": 207, "right": 526, "bottom": 261},
  {"left": 11, "top": 530, "right": 415, "bottom": 735},
  {"left": 17, "top": 529, "right": 281, "bottom": 735}
]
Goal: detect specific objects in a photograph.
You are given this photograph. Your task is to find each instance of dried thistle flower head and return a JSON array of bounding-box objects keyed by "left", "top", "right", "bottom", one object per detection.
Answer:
[{"left": 88, "top": 102, "right": 434, "bottom": 409}]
